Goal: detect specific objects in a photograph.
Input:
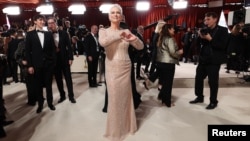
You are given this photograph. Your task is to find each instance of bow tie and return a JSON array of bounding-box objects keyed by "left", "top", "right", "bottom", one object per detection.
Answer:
[
  {"left": 37, "top": 30, "right": 44, "bottom": 33},
  {"left": 52, "top": 31, "right": 58, "bottom": 34}
]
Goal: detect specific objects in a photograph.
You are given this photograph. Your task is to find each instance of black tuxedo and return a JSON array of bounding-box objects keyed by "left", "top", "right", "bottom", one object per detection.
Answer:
[
  {"left": 25, "top": 30, "right": 56, "bottom": 108},
  {"left": 53, "top": 30, "right": 75, "bottom": 100},
  {"left": 85, "top": 33, "right": 100, "bottom": 86}
]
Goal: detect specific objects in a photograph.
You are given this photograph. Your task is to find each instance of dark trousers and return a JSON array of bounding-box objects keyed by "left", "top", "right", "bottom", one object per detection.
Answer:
[
  {"left": 157, "top": 63, "right": 175, "bottom": 105},
  {"left": 136, "top": 56, "right": 143, "bottom": 78},
  {"left": 87, "top": 58, "right": 99, "bottom": 86},
  {"left": 148, "top": 62, "right": 162, "bottom": 85},
  {"left": 25, "top": 72, "right": 36, "bottom": 104},
  {"left": 183, "top": 45, "right": 191, "bottom": 61},
  {"left": 195, "top": 63, "right": 221, "bottom": 104},
  {"left": 9, "top": 60, "right": 18, "bottom": 82},
  {"left": 34, "top": 66, "right": 54, "bottom": 107},
  {"left": 54, "top": 55, "right": 74, "bottom": 99}
]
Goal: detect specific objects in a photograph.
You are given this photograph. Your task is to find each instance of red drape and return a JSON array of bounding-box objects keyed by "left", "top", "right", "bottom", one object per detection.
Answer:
[{"left": 2, "top": 1, "right": 243, "bottom": 44}]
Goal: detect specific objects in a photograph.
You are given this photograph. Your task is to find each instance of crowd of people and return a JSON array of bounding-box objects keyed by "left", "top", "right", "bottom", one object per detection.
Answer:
[{"left": 0, "top": 3, "right": 249, "bottom": 141}]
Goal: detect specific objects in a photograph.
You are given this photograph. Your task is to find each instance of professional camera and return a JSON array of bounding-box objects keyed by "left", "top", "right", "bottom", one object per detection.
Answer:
[{"left": 200, "top": 27, "right": 209, "bottom": 35}]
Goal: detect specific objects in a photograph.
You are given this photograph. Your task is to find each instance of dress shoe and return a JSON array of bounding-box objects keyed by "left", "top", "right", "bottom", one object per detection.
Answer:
[
  {"left": 69, "top": 98, "right": 76, "bottom": 103},
  {"left": 58, "top": 97, "right": 66, "bottom": 103},
  {"left": 189, "top": 98, "right": 204, "bottom": 104},
  {"left": 27, "top": 102, "right": 36, "bottom": 106},
  {"left": 36, "top": 106, "right": 43, "bottom": 113},
  {"left": 1, "top": 120, "right": 14, "bottom": 126},
  {"left": 206, "top": 103, "right": 217, "bottom": 110},
  {"left": 102, "top": 108, "right": 107, "bottom": 113},
  {"left": 48, "top": 105, "right": 56, "bottom": 111}
]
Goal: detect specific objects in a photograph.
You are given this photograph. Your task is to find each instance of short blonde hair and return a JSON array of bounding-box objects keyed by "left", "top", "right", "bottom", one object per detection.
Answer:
[{"left": 109, "top": 4, "right": 123, "bottom": 15}]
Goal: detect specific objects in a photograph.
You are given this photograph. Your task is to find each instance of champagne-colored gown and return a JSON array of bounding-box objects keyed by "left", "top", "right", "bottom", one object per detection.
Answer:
[{"left": 98, "top": 28, "right": 143, "bottom": 141}]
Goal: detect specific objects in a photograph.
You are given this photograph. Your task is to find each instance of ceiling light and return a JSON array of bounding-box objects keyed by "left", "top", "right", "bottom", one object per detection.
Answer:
[
  {"left": 173, "top": 0, "right": 188, "bottom": 9},
  {"left": 68, "top": 4, "right": 86, "bottom": 15},
  {"left": 136, "top": 1, "right": 150, "bottom": 11},
  {"left": 2, "top": 6, "right": 20, "bottom": 15},
  {"left": 36, "top": 4, "right": 54, "bottom": 15},
  {"left": 99, "top": 3, "right": 113, "bottom": 13}
]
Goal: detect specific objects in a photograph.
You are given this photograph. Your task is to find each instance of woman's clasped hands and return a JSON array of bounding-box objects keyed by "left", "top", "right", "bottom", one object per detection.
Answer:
[{"left": 120, "top": 31, "right": 137, "bottom": 42}]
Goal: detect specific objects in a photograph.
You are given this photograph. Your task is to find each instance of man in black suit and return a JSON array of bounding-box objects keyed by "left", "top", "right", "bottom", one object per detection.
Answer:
[
  {"left": 189, "top": 12, "right": 229, "bottom": 109},
  {"left": 47, "top": 17, "right": 76, "bottom": 104},
  {"left": 85, "top": 25, "right": 100, "bottom": 87},
  {"left": 25, "top": 15, "right": 56, "bottom": 113}
]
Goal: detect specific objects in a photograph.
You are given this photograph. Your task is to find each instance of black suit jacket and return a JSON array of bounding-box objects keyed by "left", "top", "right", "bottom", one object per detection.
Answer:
[
  {"left": 57, "top": 30, "right": 73, "bottom": 65},
  {"left": 85, "top": 33, "right": 99, "bottom": 59},
  {"left": 199, "top": 25, "right": 229, "bottom": 64},
  {"left": 25, "top": 30, "right": 56, "bottom": 68}
]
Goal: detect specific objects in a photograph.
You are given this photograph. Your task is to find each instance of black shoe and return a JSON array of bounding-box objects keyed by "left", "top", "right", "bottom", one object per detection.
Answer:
[
  {"left": 69, "top": 98, "right": 76, "bottom": 103},
  {"left": 36, "top": 106, "right": 43, "bottom": 113},
  {"left": 48, "top": 105, "right": 56, "bottom": 111},
  {"left": 2, "top": 120, "right": 14, "bottom": 126},
  {"left": 134, "top": 99, "right": 142, "bottom": 109},
  {"left": 58, "top": 97, "right": 66, "bottom": 103},
  {"left": 206, "top": 103, "right": 217, "bottom": 110},
  {"left": 189, "top": 98, "right": 204, "bottom": 104},
  {"left": 27, "top": 102, "right": 36, "bottom": 106},
  {"left": 102, "top": 108, "right": 107, "bottom": 113}
]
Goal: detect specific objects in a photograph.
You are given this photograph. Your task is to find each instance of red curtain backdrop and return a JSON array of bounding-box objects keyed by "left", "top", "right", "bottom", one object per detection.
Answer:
[{"left": 1, "top": 1, "right": 243, "bottom": 43}]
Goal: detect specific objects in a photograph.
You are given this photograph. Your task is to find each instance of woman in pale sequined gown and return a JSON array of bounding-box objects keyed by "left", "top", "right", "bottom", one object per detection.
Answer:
[{"left": 98, "top": 4, "right": 143, "bottom": 141}]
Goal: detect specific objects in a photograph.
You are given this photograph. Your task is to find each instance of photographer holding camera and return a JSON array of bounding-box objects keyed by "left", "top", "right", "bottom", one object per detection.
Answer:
[{"left": 189, "top": 12, "right": 229, "bottom": 109}]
